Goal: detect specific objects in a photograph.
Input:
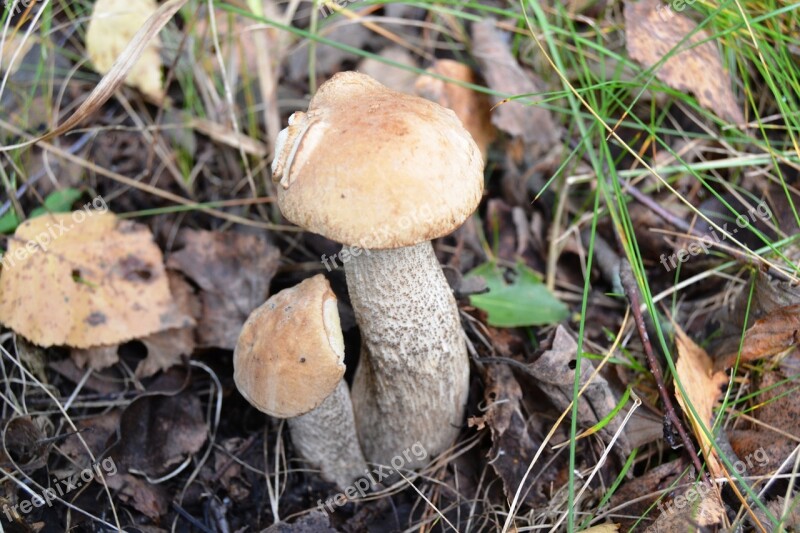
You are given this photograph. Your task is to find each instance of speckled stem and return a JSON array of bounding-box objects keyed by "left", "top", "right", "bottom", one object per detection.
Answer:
[
  {"left": 289, "top": 380, "right": 368, "bottom": 489},
  {"left": 345, "top": 242, "right": 469, "bottom": 467}
]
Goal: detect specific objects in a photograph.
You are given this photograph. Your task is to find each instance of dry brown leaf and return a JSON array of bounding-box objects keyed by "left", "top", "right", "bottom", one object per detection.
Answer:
[
  {"left": 47, "top": 357, "right": 124, "bottom": 395},
  {"left": 105, "top": 371, "right": 207, "bottom": 519},
  {"left": 0, "top": 417, "right": 48, "bottom": 472},
  {"left": 471, "top": 19, "right": 561, "bottom": 155},
  {"left": 646, "top": 482, "right": 726, "bottom": 532},
  {"left": 675, "top": 327, "right": 728, "bottom": 478},
  {"left": 213, "top": 438, "right": 251, "bottom": 502},
  {"left": 135, "top": 271, "right": 199, "bottom": 378},
  {"left": 611, "top": 458, "right": 685, "bottom": 530},
  {"left": 0, "top": 212, "right": 192, "bottom": 348},
  {"left": 415, "top": 60, "right": 496, "bottom": 161},
  {"left": 262, "top": 511, "right": 337, "bottom": 533},
  {"left": 478, "top": 363, "right": 554, "bottom": 507},
  {"left": 716, "top": 304, "right": 800, "bottom": 371},
  {"left": 1, "top": 34, "right": 35, "bottom": 75},
  {"left": 167, "top": 229, "right": 279, "bottom": 349},
  {"left": 61, "top": 410, "right": 122, "bottom": 468},
  {"left": 86, "top": 0, "right": 164, "bottom": 102},
  {"left": 623, "top": 0, "right": 744, "bottom": 124},
  {"left": 753, "top": 496, "right": 800, "bottom": 531},
  {"left": 528, "top": 326, "right": 631, "bottom": 457},
  {"left": 730, "top": 428, "right": 795, "bottom": 477},
  {"left": 72, "top": 345, "right": 119, "bottom": 371},
  {"left": 577, "top": 525, "right": 619, "bottom": 533},
  {"left": 357, "top": 46, "right": 418, "bottom": 94}
]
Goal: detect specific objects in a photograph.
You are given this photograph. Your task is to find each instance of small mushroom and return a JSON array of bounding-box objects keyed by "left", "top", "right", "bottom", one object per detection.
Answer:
[
  {"left": 233, "top": 274, "right": 367, "bottom": 488},
  {"left": 271, "top": 72, "right": 484, "bottom": 467}
]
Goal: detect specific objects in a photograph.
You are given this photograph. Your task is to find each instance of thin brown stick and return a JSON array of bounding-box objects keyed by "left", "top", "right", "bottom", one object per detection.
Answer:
[{"left": 618, "top": 259, "right": 711, "bottom": 486}]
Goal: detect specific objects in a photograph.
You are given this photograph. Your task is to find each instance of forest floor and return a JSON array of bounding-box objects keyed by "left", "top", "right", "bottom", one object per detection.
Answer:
[{"left": 0, "top": 0, "right": 799, "bottom": 531}]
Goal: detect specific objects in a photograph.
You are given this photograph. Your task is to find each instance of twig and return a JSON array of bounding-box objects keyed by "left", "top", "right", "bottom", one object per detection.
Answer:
[{"left": 618, "top": 259, "right": 711, "bottom": 486}]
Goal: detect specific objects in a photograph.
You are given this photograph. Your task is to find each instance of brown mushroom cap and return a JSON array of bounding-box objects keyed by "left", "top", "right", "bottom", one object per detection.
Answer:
[
  {"left": 233, "top": 275, "right": 345, "bottom": 418},
  {"left": 271, "top": 71, "right": 484, "bottom": 250}
]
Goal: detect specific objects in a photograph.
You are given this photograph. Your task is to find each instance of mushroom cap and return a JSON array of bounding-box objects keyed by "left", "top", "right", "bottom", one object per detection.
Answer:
[
  {"left": 271, "top": 71, "right": 484, "bottom": 249},
  {"left": 233, "top": 275, "right": 345, "bottom": 418}
]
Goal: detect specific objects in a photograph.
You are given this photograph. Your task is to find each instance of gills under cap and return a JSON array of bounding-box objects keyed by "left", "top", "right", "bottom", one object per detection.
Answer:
[
  {"left": 233, "top": 275, "right": 345, "bottom": 418},
  {"left": 271, "top": 71, "right": 484, "bottom": 250}
]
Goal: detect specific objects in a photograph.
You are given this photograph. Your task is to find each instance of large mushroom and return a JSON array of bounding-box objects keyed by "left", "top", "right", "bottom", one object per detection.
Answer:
[
  {"left": 233, "top": 274, "right": 367, "bottom": 488},
  {"left": 270, "top": 72, "right": 484, "bottom": 466}
]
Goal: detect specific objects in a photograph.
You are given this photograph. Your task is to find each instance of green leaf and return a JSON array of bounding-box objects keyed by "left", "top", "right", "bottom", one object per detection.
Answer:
[
  {"left": 30, "top": 188, "right": 83, "bottom": 218},
  {"left": 1, "top": 189, "right": 82, "bottom": 234},
  {"left": 466, "top": 261, "right": 569, "bottom": 327},
  {"left": 0, "top": 212, "right": 21, "bottom": 234}
]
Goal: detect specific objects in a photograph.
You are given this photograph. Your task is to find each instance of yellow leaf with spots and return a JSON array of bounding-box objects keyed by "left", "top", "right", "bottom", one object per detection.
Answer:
[
  {"left": 0, "top": 212, "right": 191, "bottom": 348},
  {"left": 85, "top": 0, "right": 164, "bottom": 103}
]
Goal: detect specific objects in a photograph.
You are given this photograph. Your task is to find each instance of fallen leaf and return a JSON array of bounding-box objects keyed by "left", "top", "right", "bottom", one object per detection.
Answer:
[
  {"left": 0, "top": 212, "right": 192, "bottom": 348},
  {"left": 715, "top": 304, "right": 800, "bottom": 371},
  {"left": 479, "top": 363, "right": 549, "bottom": 507},
  {"left": 467, "top": 261, "right": 568, "bottom": 327},
  {"left": 528, "top": 326, "right": 631, "bottom": 458},
  {"left": 578, "top": 525, "right": 619, "bottom": 533},
  {"left": 674, "top": 327, "right": 728, "bottom": 478},
  {"left": 213, "top": 438, "right": 251, "bottom": 502},
  {"left": 611, "top": 458, "right": 686, "bottom": 531},
  {"left": 0, "top": 417, "right": 48, "bottom": 472},
  {"left": 72, "top": 344, "right": 119, "bottom": 371},
  {"left": 109, "top": 374, "right": 207, "bottom": 477},
  {"left": 262, "top": 510, "right": 337, "bottom": 533},
  {"left": 105, "top": 371, "right": 207, "bottom": 519},
  {"left": 729, "top": 428, "right": 795, "bottom": 477},
  {"left": 47, "top": 357, "right": 124, "bottom": 395},
  {"left": 471, "top": 19, "right": 561, "bottom": 155},
  {"left": 135, "top": 271, "right": 199, "bottom": 378},
  {"left": 623, "top": 0, "right": 744, "bottom": 124},
  {"left": 752, "top": 367, "right": 800, "bottom": 439},
  {"left": 415, "top": 59, "right": 496, "bottom": 161},
  {"left": 85, "top": 0, "right": 165, "bottom": 102},
  {"left": 106, "top": 474, "right": 169, "bottom": 520},
  {"left": 646, "top": 482, "right": 725, "bottom": 532},
  {"left": 167, "top": 229, "right": 279, "bottom": 349},
  {"left": 0, "top": 34, "right": 35, "bottom": 76},
  {"left": 287, "top": 22, "right": 371, "bottom": 82},
  {"left": 357, "top": 46, "right": 418, "bottom": 94},
  {"left": 753, "top": 496, "right": 800, "bottom": 531},
  {"left": 62, "top": 410, "right": 122, "bottom": 469}
]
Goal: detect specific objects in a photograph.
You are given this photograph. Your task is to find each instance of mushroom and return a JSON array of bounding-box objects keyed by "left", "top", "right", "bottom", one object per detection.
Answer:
[
  {"left": 270, "top": 72, "right": 484, "bottom": 467},
  {"left": 233, "top": 274, "right": 367, "bottom": 488}
]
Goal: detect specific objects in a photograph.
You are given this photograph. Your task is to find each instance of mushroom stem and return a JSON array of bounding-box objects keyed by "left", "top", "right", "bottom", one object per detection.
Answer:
[
  {"left": 346, "top": 242, "right": 469, "bottom": 467},
  {"left": 289, "top": 380, "right": 368, "bottom": 489}
]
